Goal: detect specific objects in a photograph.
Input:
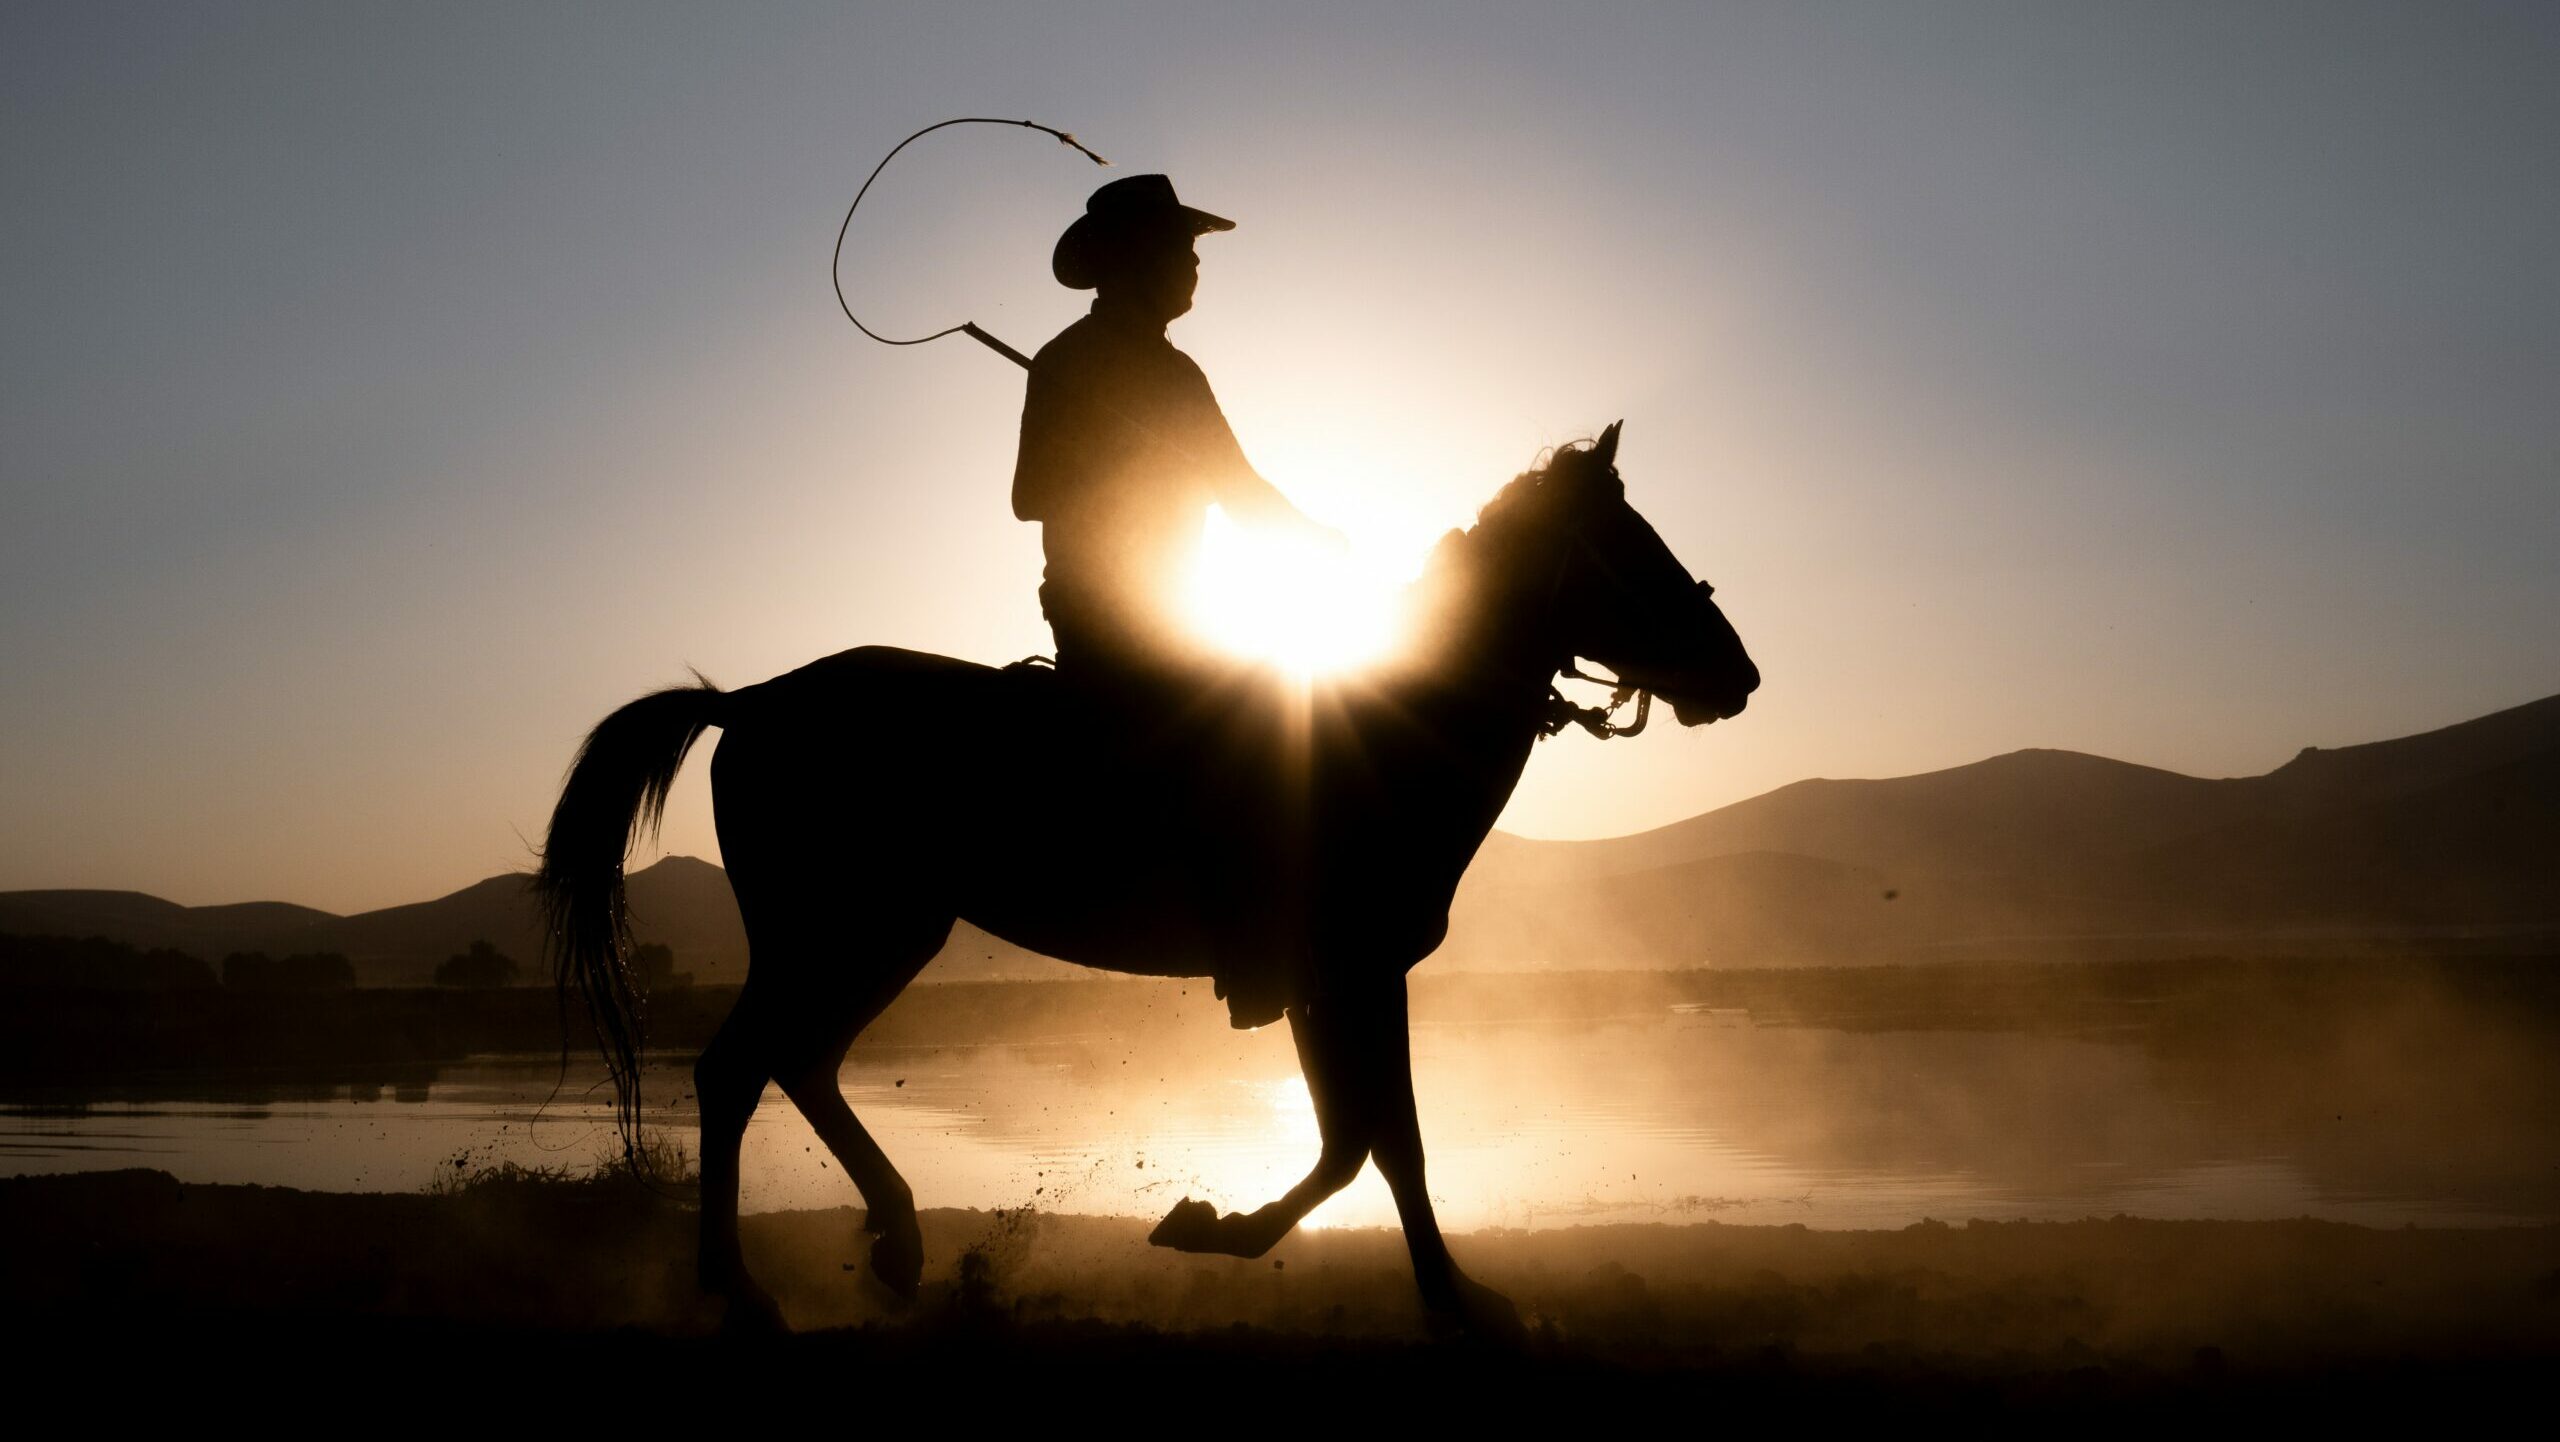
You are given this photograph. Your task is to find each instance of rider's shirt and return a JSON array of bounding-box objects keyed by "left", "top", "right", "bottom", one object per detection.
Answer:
[{"left": 1013, "top": 296, "right": 1297, "bottom": 671}]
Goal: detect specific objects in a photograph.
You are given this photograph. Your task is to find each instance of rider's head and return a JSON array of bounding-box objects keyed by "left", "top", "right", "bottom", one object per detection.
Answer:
[{"left": 1054, "top": 175, "right": 1232, "bottom": 325}]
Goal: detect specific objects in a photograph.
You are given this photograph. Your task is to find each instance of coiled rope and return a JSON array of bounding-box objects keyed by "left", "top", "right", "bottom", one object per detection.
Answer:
[{"left": 830, "top": 117, "right": 1108, "bottom": 370}]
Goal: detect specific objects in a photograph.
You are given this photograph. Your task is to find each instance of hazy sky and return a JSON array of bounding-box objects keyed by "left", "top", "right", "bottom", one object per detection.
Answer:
[{"left": 5, "top": 2, "right": 2554, "bottom": 912}]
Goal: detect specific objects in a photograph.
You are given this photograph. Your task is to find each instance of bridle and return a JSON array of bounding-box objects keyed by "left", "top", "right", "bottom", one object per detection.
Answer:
[
  {"left": 1531, "top": 473, "right": 1661, "bottom": 741},
  {"left": 1543, "top": 660, "right": 1652, "bottom": 740}
]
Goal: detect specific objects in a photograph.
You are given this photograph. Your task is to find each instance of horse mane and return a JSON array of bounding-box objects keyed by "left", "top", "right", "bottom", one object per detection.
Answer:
[
  {"left": 1422, "top": 435, "right": 1620, "bottom": 583},
  {"left": 1475, "top": 439, "right": 1606, "bottom": 531},
  {"left": 1403, "top": 435, "right": 1623, "bottom": 656}
]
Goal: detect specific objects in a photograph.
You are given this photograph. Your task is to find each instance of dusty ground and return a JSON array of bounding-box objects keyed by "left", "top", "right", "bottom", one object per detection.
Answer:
[{"left": 5, "top": 1169, "right": 2555, "bottom": 1420}]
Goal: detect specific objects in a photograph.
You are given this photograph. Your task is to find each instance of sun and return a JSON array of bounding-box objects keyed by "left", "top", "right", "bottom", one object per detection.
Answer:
[{"left": 1185, "top": 506, "right": 1408, "bottom": 678}]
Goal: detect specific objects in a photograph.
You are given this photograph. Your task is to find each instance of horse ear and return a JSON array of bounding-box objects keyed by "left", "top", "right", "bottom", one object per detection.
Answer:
[{"left": 1593, "top": 420, "right": 1622, "bottom": 468}]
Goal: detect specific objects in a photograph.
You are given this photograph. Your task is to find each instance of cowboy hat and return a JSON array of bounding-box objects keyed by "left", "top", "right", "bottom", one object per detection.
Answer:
[{"left": 1051, "top": 174, "right": 1234, "bottom": 289}]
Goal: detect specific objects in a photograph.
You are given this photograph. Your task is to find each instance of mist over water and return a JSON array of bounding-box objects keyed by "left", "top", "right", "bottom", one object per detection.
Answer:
[{"left": 11, "top": 980, "right": 2554, "bottom": 1231}]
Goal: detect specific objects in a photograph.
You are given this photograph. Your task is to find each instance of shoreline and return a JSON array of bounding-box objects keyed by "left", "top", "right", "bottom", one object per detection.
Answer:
[{"left": 7, "top": 953, "right": 2555, "bottom": 1084}]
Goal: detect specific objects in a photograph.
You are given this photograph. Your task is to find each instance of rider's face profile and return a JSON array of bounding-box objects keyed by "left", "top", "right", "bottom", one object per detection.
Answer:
[{"left": 1101, "top": 232, "right": 1201, "bottom": 323}]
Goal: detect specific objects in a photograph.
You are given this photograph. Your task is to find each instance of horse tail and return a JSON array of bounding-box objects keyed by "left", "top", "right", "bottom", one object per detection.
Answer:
[{"left": 535, "top": 676, "right": 723, "bottom": 1159}]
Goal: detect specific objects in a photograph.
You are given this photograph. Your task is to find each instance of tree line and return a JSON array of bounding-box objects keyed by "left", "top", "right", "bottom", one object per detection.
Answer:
[{"left": 0, "top": 932, "right": 690, "bottom": 991}]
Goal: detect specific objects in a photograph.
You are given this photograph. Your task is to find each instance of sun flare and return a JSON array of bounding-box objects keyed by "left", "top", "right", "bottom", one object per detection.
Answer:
[{"left": 1185, "top": 506, "right": 1411, "bottom": 678}]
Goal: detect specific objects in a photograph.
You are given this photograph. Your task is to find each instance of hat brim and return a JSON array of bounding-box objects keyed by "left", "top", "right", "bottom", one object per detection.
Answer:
[{"left": 1053, "top": 205, "right": 1236, "bottom": 289}]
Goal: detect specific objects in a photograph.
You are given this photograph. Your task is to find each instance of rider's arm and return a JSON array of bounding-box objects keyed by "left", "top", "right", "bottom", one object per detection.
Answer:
[{"left": 1180, "top": 361, "right": 1343, "bottom": 545}]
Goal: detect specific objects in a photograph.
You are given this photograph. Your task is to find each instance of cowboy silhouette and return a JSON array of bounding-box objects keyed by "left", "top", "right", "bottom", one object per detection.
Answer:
[{"left": 1013, "top": 174, "right": 1340, "bottom": 690}]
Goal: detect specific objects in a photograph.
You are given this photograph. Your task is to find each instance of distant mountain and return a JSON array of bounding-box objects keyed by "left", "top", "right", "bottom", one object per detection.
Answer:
[
  {"left": 5, "top": 694, "right": 2554, "bottom": 981},
  {"left": 0, "top": 891, "right": 338, "bottom": 963},
  {"left": 1454, "top": 692, "right": 2560, "bottom": 965},
  {"left": 0, "top": 856, "right": 1056, "bottom": 987},
  {"left": 1484, "top": 748, "right": 2258, "bottom": 888},
  {"left": 2120, "top": 746, "right": 2560, "bottom": 928},
  {"left": 2256, "top": 694, "right": 2560, "bottom": 811}
]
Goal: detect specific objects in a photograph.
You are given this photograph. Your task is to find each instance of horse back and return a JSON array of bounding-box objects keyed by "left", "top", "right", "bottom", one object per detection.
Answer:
[{"left": 730, "top": 644, "right": 1007, "bottom": 712}]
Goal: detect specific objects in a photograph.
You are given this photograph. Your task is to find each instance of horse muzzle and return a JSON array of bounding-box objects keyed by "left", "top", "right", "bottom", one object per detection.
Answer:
[
  {"left": 1611, "top": 667, "right": 1752, "bottom": 727},
  {"left": 1667, "top": 689, "right": 1749, "bottom": 726}
]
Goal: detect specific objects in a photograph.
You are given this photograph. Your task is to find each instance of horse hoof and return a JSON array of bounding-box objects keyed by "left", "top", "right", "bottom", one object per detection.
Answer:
[
  {"left": 1425, "top": 1276, "right": 1525, "bottom": 1344},
  {"left": 869, "top": 1226, "right": 924, "bottom": 1304},
  {"left": 1147, "top": 1197, "right": 1223, "bottom": 1253},
  {"left": 718, "top": 1286, "right": 788, "bottom": 1338}
]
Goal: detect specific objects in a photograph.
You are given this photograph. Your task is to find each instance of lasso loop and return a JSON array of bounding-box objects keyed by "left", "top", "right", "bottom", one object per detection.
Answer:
[{"left": 831, "top": 117, "right": 1107, "bottom": 369}]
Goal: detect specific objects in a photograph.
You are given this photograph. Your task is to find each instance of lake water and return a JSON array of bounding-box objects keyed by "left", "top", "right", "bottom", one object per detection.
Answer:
[{"left": 6, "top": 1011, "right": 2553, "bottom": 1230}]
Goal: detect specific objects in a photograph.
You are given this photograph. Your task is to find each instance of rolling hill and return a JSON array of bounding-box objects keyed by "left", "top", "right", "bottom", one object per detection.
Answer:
[
  {"left": 1451, "top": 692, "right": 2560, "bottom": 966},
  {"left": 5, "top": 693, "right": 2554, "bottom": 981}
]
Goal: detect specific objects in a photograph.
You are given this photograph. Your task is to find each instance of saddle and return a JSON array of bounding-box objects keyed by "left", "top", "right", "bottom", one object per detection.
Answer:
[{"left": 995, "top": 653, "right": 1310, "bottom": 1027}]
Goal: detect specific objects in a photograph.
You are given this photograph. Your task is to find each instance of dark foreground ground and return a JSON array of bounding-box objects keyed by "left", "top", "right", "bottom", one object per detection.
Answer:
[{"left": 6, "top": 1169, "right": 2555, "bottom": 1422}]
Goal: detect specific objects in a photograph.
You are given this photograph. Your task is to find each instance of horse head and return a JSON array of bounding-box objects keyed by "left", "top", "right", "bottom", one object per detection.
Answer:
[{"left": 1476, "top": 421, "right": 1760, "bottom": 726}]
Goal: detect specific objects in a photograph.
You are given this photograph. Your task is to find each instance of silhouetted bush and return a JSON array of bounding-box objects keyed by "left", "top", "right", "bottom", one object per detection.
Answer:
[
  {"left": 435, "top": 939, "right": 520, "bottom": 989},
  {"left": 0, "top": 933, "right": 217, "bottom": 990},
  {"left": 629, "top": 941, "right": 692, "bottom": 991},
  {"left": 222, "top": 950, "right": 356, "bottom": 992}
]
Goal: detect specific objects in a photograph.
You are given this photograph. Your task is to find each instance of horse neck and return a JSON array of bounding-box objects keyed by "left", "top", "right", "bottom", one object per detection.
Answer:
[
  {"left": 1413, "top": 508, "right": 1572, "bottom": 688},
  {"left": 1388, "top": 525, "right": 1571, "bottom": 807}
]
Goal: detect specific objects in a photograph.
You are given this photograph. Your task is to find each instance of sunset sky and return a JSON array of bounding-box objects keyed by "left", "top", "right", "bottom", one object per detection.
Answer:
[{"left": 4, "top": 2, "right": 2554, "bottom": 914}]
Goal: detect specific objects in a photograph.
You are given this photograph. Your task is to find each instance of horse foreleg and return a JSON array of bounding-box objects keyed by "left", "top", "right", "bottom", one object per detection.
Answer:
[
  {"left": 1149, "top": 996, "right": 1373, "bottom": 1258},
  {"left": 1360, "top": 978, "right": 1523, "bottom": 1338}
]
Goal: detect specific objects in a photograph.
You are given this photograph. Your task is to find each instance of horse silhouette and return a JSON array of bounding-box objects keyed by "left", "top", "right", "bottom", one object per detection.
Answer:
[{"left": 537, "top": 423, "right": 1758, "bottom": 1333}]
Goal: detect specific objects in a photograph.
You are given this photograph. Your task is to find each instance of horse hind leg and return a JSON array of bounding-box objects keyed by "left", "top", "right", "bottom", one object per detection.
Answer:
[
  {"left": 770, "top": 912, "right": 952, "bottom": 1302},
  {"left": 692, "top": 909, "right": 948, "bottom": 1327},
  {"left": 694, "top": 987, "right": 784, "bottom": 1332}
]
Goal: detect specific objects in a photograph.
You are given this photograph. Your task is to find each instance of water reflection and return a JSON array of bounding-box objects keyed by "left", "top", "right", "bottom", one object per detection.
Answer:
[{"left": 4, "top": 1011, "right": 2553, "bottom": 1230}]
